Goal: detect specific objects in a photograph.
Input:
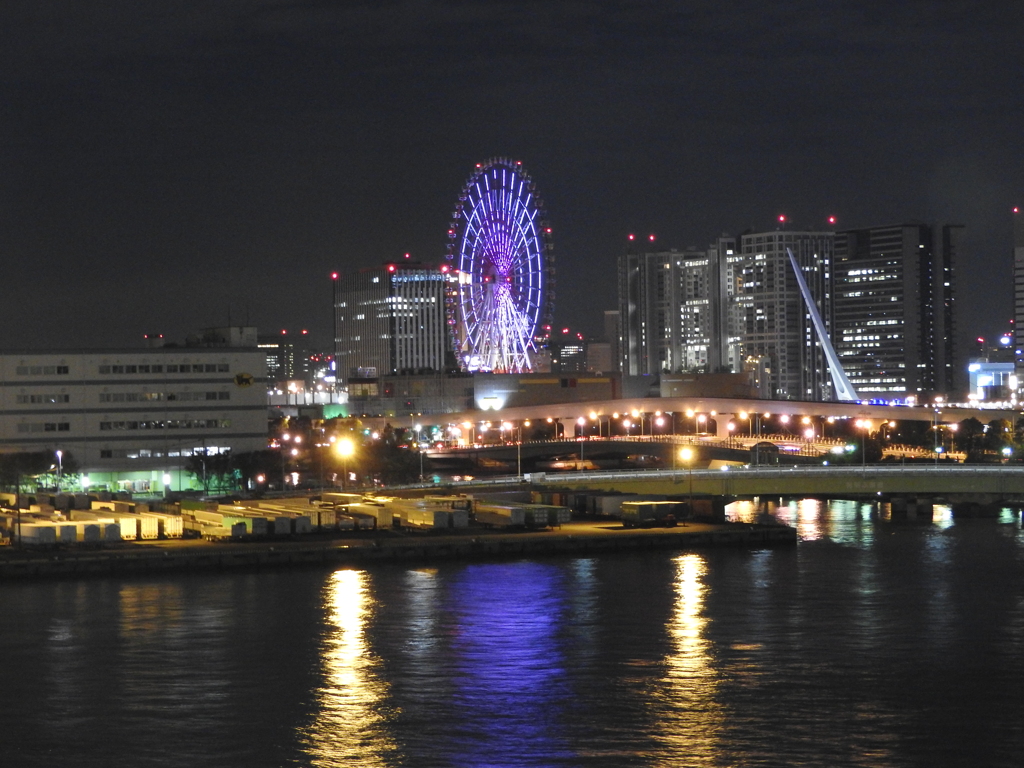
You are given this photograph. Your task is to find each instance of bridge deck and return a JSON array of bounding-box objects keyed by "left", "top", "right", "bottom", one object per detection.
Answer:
[{"left": 531, "top": 465, "right": 1024, "bottom": 502}]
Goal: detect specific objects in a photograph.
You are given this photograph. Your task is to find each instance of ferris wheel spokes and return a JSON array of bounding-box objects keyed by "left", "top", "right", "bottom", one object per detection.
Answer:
[{"left": 446, "top": 158, "right": 553, "bottom": 374}]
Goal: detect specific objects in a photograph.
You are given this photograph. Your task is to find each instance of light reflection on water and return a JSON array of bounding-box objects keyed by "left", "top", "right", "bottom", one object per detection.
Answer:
[
  {"left": 302, "top": 569, "right": 396, "bottom": 768},
  {"left": 443, "top": 562, "right": 574, "bottom": 766},
  {"left": 652, "top": 553, "right": 721, "bottom": 764},
  {"left": 726, "top": 497, "right": 1023, "bottom": 544}
]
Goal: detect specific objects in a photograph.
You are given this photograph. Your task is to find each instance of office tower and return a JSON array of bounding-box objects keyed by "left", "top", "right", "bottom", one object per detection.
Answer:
[
  {"left": 1014, "top": 209, "right": 1024, "bottom": 393},
  {"left": 707, "top": 234, "right": 740, "bottom": 373},
  {"left": 733, "top": 229, "right": 835, "bottom": 400},
  {"left": 258, "top": 332, "right": 297, "bottom": 384},
  {"left": 333, "top": 259, "right": 450, "bottom": 384},
  {"left": 618, "top": 247, "right": 714, "bottom": 376},
  {"left": 833, "top": 223, "right": 961, "bottom": 399},
  {"left": 552, "top": 328, "right": 587, "bottom": 373},
  {"left": 603, "top": 310, "right": 621, "bottom": 373}
]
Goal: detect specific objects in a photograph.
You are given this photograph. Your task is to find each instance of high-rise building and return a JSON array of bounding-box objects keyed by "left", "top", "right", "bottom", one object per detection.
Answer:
[
  {"left": 833, "top": 223, "right": 961, "bottom": 399},
  {"left": 258, "top": 332, "right": 297, "bottom": 384},
  {"left": 618, "top": 247, "right": 714, "bottom": 376},
  {"left": 551, "top": 327, "right": 587, "bottom": 373},
  {"left": 603, "top": 310, "right": 621, "bottom": 373},
  {"left": 333, "top": 259, "right": 450, "bottom": 384},
  {"left": 707, "top": 234, "right": 740, "bottom": 373},
  {"left": 733, "top": 229, "right": 835, "bottom": 400},
  {"left": 1013, "top": 209, "right": 1024, "bottom": 391}
]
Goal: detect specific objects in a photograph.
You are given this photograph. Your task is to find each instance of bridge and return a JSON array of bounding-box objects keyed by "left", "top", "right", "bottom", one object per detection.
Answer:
[
  {"left": 530, "top": 464, "right": 1024, "bottom": 510},
  {"left": 424, "top": 435, "right": 961, "bottom": 479},
  {"left": 370, "top": 395, "right": 1015, "bottom": 443}
]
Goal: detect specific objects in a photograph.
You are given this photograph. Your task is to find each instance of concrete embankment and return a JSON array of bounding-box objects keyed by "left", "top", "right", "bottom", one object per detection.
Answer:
[{"left": 0, "top": 521, "right": 795, "bottom": 580}]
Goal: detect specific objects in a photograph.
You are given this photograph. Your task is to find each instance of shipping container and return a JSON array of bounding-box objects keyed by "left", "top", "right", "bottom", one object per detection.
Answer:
[
  {"left": 620, "top": 500, "right": 686, "bottom": 528},
  {"left": 474, "top": 504, "right": 527, "bottom": 528},
  {"left": 19, "top": 522, "right": 58, "bottom": 546},
  {"left": 143, "top": 512, "right": 183, "bottom": 539},
  {"left": 522, "top": 504, "right": 572, "bottom": 527},
  {"left": 401, "top": 507, "right": 451, "bottom": 529}
]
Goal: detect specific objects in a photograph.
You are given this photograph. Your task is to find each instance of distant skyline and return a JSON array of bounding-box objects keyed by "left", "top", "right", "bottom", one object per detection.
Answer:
[{"left": 1, "top": 1, "right": 1022, "bottom": 354}]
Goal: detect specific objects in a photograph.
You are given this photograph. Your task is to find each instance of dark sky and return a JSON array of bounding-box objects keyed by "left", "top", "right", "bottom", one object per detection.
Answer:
[{"left": 1, "top": 1, "right": 1022, "bottom": 354}]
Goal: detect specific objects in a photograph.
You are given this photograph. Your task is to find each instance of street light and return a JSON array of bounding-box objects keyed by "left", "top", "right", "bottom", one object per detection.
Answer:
[
  {"left": 679, "top": 447, "right": 694, "bottom": 509},
  {"left": 631, "top": 409, "right": 646, "bottom": 437},
  {"left": 502, "top": 421, "right": 521, "bottom": 479},
  {"left": 855, "top": 419, "right": 871, "bottom": 468},
  {"left": 518, "top": 420, "right": 530, "bottom": 479},
  {"left": 336, "top": 437, "right": 355, "bottom": 490},
  {"left": 55, "top": 450, "right": 63, "bottom": 492},
  {"left": 414, "top": 424, "right": 424, "bottom": 482},
  {"left": 280, "top": 433, "right": 291, "bottom": 489}
]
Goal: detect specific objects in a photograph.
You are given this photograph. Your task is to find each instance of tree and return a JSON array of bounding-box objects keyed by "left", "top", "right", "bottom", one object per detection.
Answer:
[
  {"left": 230, "top": 450, "right": 279, "bottom": 492},
  {"left": 0, "top": 452, "right": 54, "bottom": 493},
  {"left": 185, "top": 450, "right": 234, "bottom": 495},
  {"left": 984, "top": 419, "right": 1012, "bottom": 455},
  {"left": 954, "top": 418, "right": 985, "bottom": 460},
  {"left": 361, "top": 440, "right": 422, "bottom": 485}
]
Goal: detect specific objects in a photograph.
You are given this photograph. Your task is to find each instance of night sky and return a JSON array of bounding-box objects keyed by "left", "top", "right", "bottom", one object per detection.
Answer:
[{"left": 1, "top": 1, "right": 1022, "bottom": 355}]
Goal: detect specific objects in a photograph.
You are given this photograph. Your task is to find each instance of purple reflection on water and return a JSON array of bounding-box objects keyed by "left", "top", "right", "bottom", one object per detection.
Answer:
[{"left": 443, "top": 562, "right": 574, "bottom": 767}]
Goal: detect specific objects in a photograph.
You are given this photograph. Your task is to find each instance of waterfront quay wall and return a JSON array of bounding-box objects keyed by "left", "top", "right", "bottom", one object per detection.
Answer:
[{"left": 0, "top": 522, "right": 795, "bottom": 580}]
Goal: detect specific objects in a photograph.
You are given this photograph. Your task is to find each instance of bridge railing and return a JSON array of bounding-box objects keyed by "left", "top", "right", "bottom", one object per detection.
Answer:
[{"left": 387, "top": 463, "right": 1024, "bottom": 492}]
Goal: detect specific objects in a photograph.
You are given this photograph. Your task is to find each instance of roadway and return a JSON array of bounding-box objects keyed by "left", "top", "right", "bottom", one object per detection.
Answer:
[
  {"left": 376, "top": 395, "right": 1016, "bottom": 440},
  {"left": 531, "top": 464, "right": 1024, "bottom": 506},
  {"left": 425, "top": 434, "right": 958, "bottom": 475}
]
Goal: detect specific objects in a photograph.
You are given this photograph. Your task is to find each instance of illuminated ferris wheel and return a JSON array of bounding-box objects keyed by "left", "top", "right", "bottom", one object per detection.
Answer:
[{"left": 445, "top": 158, "right": 554, "bottom": 373}]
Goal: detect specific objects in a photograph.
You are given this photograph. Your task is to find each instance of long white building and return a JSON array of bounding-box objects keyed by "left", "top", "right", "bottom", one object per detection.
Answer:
[{"left": 0, "top": 347, "right": 267, "bottom": 494}]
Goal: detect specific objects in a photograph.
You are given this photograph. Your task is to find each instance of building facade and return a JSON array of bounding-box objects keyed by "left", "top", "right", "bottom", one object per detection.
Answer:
[
  {"left": 1014, "top": 209, "right": 1024, "bottom": 392},
  {"left": 258, "top": 332, "right": 298, "bottom": 384},
  {"left": 733, "top": 230, "right": 835, "bottom": 400},
  {"left": 833, "top": 223, "right": 961, "bottom": 398},
  {"left": 0, "top": 347, "right": 267, "bottom": 494},
  {"left": 334, "top": 261, "right": 450, "bottom": 384},
  {"left": 618, "top": 247, "right": 715, "bottom": 376}
]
